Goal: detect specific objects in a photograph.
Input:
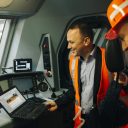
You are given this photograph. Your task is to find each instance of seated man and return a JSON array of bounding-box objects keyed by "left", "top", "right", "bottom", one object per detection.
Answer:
[{"left": 45, "top": 21, "right": 110, "bottom": 128}]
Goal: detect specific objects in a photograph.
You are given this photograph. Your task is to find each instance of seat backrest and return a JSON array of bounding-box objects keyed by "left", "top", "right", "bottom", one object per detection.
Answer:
[{"left": 105, "top": 38, "right": 124, "bottom": 72}]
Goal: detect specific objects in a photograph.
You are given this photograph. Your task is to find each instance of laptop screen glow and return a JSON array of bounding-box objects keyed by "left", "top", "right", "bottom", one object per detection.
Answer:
[{"left": 0, "top": 88, "right": 26, "bottom": 113}]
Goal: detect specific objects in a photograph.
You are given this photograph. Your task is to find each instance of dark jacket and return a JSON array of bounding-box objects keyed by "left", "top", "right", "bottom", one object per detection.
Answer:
[
  {"left": 99, "top": 81, "right": 128, "bottom": 128},
  {"left": 55, "top": 47, "right": 108, "bottom": 128},
  {"left": 55, "top": 47, "right": 128, "bottom": 128}
]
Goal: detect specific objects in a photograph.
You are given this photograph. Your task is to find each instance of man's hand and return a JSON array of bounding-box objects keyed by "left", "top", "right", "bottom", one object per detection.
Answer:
[
  {"left": 113, "top": 72, "right": 128, "bottom": 86},
  {"left": 44, "top": 101, "right": 58, "bottom": 111}
]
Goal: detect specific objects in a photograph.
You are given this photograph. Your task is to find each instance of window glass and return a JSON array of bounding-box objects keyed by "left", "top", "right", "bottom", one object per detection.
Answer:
[
  {"left": 93, "top": 27, "right": 108, "bottom": 47},
  {"left": 0, "top": 19, "right": 11, "bottom": 65},
  {"left": 0, "top": 19, "right": 6, "bottom": 42}
]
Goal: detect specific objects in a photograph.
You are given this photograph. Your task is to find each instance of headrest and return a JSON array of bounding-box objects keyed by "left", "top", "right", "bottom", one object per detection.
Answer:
[{"left": 105, "top": 38, "right": 124, "bottom": 72}]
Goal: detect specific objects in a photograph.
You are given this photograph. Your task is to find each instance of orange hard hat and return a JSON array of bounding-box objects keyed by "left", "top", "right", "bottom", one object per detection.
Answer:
[{"left": 105, "top": 0, "right": 128, "bottom": 40}]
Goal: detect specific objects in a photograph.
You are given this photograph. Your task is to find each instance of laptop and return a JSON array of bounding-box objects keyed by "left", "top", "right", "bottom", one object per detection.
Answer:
[{"left": 0, "top": 87, "right": 47, "bottom": 120}]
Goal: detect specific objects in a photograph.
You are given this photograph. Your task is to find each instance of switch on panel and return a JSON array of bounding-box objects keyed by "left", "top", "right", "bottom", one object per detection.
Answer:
[
  {"left": 40, "top": 34, "right": 53, "bottom": 77},
  {"left": 42, "top": 36, "right": 51, "bottom": 71},
  {"left": 39, "top": 34, "right": 55, "bottom": 93}
]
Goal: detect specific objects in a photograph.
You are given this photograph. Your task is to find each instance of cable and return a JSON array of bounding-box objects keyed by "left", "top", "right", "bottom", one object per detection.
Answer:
[{"left": 1, "top": 67, "right": 13, "bottom": 74}]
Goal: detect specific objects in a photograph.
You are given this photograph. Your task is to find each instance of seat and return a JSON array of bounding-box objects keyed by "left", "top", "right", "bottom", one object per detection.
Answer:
[{"left": 105, "top": 38, "right": 124, "bottom": 72}]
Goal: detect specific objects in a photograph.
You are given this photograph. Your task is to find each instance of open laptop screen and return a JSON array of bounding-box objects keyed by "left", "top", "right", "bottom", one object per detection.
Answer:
[{"left": 0, "top": 87, "right": 26, "bottom": 113}]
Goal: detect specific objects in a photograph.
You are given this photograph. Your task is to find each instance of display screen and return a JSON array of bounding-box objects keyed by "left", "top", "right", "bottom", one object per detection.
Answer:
[
  {"left": 13, "top": 59, "right": 32, "bottom": 72},
  {"left": 0, "top": 87, "right": 26, "bottom": 113},
  {"left": 0, "top": 80, "right": 9, "bottom": 92},
  {"left": 12, "top": 76, "right": 34, "bottom": 94}
]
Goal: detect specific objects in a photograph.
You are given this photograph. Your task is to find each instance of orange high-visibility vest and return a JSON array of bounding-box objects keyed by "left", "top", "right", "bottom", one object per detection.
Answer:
[
  {"left": 69, "top": 48, "right": 110, "bottom": 128},
  {"left": 69, "top": 54, "right": 81, "bottom": 128}
]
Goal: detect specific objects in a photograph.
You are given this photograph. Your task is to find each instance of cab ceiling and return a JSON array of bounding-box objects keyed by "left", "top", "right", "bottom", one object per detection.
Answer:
[{"left": 0, "top": 0, "right": 45, "bottom": 17}]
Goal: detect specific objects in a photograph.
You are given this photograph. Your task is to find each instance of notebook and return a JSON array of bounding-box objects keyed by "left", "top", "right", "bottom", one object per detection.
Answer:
[{"left": 0, "top": 87, "right": 47, "bottom": 120}]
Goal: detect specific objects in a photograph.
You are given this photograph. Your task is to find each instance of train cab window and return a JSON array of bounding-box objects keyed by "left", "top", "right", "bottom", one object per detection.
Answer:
[
  {"left": 0, "top": 19, "right": 6, "bottom": 40},
  {"left": 57, "top": 15, "right": 110, "bottom": 88},
  {"left": 0, "top": 19, "right": 11, "bottom": 65}
]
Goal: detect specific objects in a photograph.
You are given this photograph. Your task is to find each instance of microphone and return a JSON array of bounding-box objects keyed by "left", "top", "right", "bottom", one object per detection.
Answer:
[
  {"left": 30, "top": 86, "right": 37, "bottom": 98},
  {"left": 43, "top": 75, "right": 57, "bottom": 98},
  {"left": 24, "top": 90, "right": 29, "bottom": 99}
]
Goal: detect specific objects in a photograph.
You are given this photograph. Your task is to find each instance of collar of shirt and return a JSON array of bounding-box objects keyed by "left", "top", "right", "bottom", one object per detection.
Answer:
[{"left": 80, "top": 47, "right": 96, "bottom": 63}]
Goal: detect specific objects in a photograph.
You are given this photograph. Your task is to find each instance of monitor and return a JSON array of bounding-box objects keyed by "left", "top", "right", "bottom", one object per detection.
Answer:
[
  {"left": 0, "top": 80, "right": 9, "bottom": 92},
  {"left": 11, "top": 76, "right": 35, "bottom": 94}
]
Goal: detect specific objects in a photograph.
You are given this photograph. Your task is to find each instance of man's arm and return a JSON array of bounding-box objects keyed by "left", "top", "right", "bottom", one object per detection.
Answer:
[
  {"left": 99, "top": 73, "right": 128, "bottom": 127},
  {"left": 45, "top": 77, "right": 75, "bottom": 111}
]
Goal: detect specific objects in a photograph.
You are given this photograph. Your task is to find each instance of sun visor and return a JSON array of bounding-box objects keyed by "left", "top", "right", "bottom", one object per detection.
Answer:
[{"left": 105, "top": 38, "right": 124, "bottom": 72}]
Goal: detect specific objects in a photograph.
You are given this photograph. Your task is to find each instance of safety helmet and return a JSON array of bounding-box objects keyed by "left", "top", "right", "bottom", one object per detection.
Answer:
[{"left": 105, "top": 0, "right": 128, "bottom": 40}]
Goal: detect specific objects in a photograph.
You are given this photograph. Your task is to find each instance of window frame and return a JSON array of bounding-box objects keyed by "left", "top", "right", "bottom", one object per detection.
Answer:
[{"left": 0, "top": 19, "right": 11, "bottom": 65}]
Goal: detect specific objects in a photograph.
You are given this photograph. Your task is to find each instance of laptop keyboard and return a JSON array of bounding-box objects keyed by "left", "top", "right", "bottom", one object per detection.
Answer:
[
  {"left": 27, "top": 103, "right": 46, "bottom": 119},
  {"left": 13, "top": 98, "right": 47, "bottom": 120},
  {"left": 28, "top": 97, "right": 46, "bottom": 103}
]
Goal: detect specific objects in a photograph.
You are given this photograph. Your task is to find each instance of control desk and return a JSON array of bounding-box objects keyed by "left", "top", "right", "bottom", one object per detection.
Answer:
[
  {"left": 0, "top": 88, "right": 67, "bottom": 128},
  {"left": 0, "top": 71, "right": 68, "bottom": 128}
]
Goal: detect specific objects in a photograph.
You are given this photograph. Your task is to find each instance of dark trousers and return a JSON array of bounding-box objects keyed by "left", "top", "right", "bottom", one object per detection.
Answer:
[
  {"left": 81, "top": 108, "right": 101, "bottom": 128},
  {"left": 81, "top": 114, "right": 89, "bottom": 128}
]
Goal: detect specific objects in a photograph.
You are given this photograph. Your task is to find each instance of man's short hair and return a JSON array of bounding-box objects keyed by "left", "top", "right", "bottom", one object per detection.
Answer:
[{"left": 69, "top": 21, "right": 94, "bottom": 41}]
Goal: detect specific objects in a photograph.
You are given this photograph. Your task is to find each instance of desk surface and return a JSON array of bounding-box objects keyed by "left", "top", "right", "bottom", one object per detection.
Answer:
[{"left": 0, "top": 108, "right": 12, "bottom": 127}]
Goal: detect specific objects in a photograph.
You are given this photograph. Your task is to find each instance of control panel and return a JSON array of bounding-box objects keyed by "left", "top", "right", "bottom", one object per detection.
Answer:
[
  {"left": 42, "top": 36, "right": 51, "bottom": 71},
  {"left": 0, "top": 71, "right": 44, "bottom": 94}
]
